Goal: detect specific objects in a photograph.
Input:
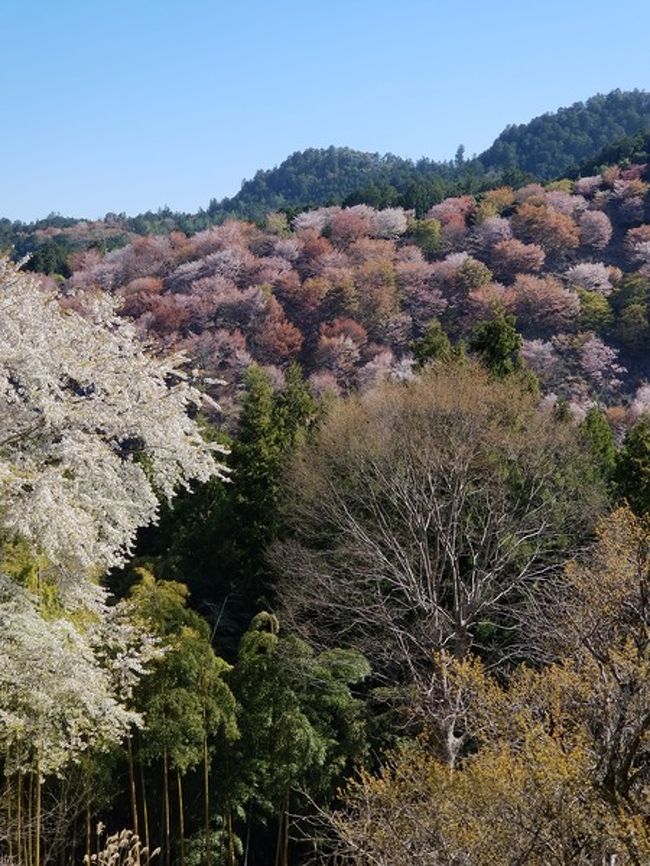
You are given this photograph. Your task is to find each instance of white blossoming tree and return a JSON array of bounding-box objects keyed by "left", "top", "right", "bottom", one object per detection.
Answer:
[
  {"left": 0, "top": 258, "right": 229, "bottom": 863},
  {"left": 0, "top": 258, "right": 227, "bottom": 578}
]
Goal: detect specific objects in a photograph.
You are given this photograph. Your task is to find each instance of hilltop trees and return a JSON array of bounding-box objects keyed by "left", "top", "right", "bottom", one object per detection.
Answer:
[
  {"left": 479, "top": 89, "right": 650, "bottom": 179},
  {"left": 59, "top": 144, "right": 650, "bottom": 415}
]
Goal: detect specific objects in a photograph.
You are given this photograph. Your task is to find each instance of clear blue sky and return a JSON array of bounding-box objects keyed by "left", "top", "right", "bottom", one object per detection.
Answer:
[{"left": 2, "top": 0, "right": 649, "bottom": 222}]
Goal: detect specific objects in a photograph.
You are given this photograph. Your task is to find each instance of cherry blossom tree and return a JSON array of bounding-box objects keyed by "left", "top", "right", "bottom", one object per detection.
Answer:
[
  {"left": 395, "top": 256, "right": 446, "bottom": 334},
  {"left": 512, "top": 201, "right": 579, "bottom": 259},
  {"left": 625, "top": 225, "right": 650, "bottom": 267},
  {"left": 0, "top": 258, "right": 233, "bottom": 859},
  {"left": 565, "top": 262, "right": 615, "bottom": 296},
  {"left": 471, "top": 216, "right": 512, "bottom": 255},
  {"left": 329, "top": 209, "right": 371, "bottom": 248},
  {"left": 370, "top": 207, "right": 408, "bottom": 239},
  {"left": 630, "top": 383, "right": 650, "bottom": 420},
  {"left": 545, "top": 189, "right": 587, "bottom": 217},
  {"left": 505, "top": 274, "right": 579, "bottom": 333},
  {"left": 315, "top": 334, "right": 361, "bottom": 389},
  {"left": 578, "top": 210, "right": 613, "bottom": 250},
  {"left": 573, "top": 175, "right": 602, "bottom": 198},
  {"left": 578, "top": 335, "right": 625, "bottom": 398},
  {"left": 0, "top": 258, "right": 227, "bottom": 578},
  {"left": 520, "top": 338, "right": 560, "bottom": 385},
  {"left": 0, "top": 578, "right": 156, "bottom": 777},
  {"left": 432, "top": 253, "right": 492, "bottom": 306},
  {"left": 489, "top": 238, "right": 545, "bottom": 282}
]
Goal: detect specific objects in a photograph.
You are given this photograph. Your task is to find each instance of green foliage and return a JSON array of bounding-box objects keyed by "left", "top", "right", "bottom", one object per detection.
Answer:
[
  {"left": 479, "top": 89, "right": 650, "bottom": 180},
  {"left": 21, "top": 239, "right": 71, "bottom": 277},
  {"left": 406, "top": 218, "right": 443, "bottom": 258},
  {"left": 129, "top": 364, "right": 316, "bottom": 655},
  {"left": 614, "top": 417, "right": 650, "bottom": 514},
  {"left": 577, "top": 289, "right": 614, "bottom": 332},
  {"left": 580, "top": 408, "right": 617, "bottom": 482},
  {"left": 569, "top": 128, "right": 650, "bottom": 178},
  {"left": 611, "top": 273, "right": 650, "bottom": 351},
  {"left": 411, "top": 320, "right": 453, "bottom": 368},
  {"left": 469, "top": 312, "right": 523, "bottom": 378},
  {"left": 129, "top": 570, "right": 238, "bottom": 772},
  {"left": 215, "top": 146, "right": 463, "bottom": 221},
  {"left": 228, "top": 612, "right": 369, "bottom": 819}
]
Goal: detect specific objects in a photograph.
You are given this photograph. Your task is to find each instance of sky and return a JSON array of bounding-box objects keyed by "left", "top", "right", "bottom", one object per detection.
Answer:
[{"left": 2, "top": 0, "right": 649, "bottom": 222}]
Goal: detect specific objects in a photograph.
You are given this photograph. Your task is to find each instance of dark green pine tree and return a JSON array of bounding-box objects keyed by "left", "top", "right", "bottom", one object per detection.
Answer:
[
  {"left": 411, "top": 320, "right": 453, "bottom": 369},
  {"left": 126, "top": 363, "right": 316, "bottom": 655},
  {"left": 469, "top": 311, "right": 523, "bottom": 379},
  {"left": 579, "top": 408, "right": 617, "bottom": 484},
  {"left": 615, "top": 417, "right": 650, "bottom": 515},
  {"left": 229, "top": 364, "right": 316, "bottom": 582}
]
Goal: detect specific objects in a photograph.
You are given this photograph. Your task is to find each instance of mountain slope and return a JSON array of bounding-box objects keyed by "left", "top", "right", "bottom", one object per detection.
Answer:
[
  {"left": 211, "top": 146, "right": 461, "bottom": 220},
  {"left": 3, "top": 90, "right": 649, "bottom": 270},
  {"left": 568, "top": 128, "right": 650, "bottom": 178},
  {"left": 211, "top": 90, "right": 650, "bottom": 219},
  {"left": 478, "top": 89, "right": 650, "bottom": 180}
]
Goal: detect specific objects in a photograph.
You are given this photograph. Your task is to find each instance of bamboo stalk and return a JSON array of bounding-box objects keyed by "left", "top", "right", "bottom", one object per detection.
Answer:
[
  {"left": 163, "top": 747, "right": 170, "bottom": 866},
  {"left": 27, "top": 771, "right": 33, "bottom": 866},
  {"left": 176, "top": 769, "right": 185, "bottom": 866},
  {"left": 227, "top": 808, "right": 235, "bottom": 866},
  {"left": 203, "top": 735, "right": 210, "bottom": 866},
  {"left": 282, "top": 792, "right": 290, "bottom": 866},
  {"left": 17, "top": 771, "right": 23, "bottom": 866},
  {"left": 34, "top": 767, "right": 41, "bottom": 866},
  {"left": 138, "top": 759, "right": 150, "bottom": 857},
  {"left": 7, "top": 767, "right": 13, "bottom": 866},
  {"left": 126, "top": 733, "right": 140, "bottom": 838},
  {"left": 273, "top": 804, "right": 283, "bottom": 866},
  {"left": 85, "top": 799, "right": 91, "bottom": 866},
  {"left": 243, "top": 808, "right": 252, "bottom": 866}
]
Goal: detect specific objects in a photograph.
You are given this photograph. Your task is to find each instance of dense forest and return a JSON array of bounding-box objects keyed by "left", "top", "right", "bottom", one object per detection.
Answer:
[
  {"left": 479, "top": 88, "right": 650, "bottom": 179},
  {"left": 1, "top": 92, "right": 650, "bottom": 866}
]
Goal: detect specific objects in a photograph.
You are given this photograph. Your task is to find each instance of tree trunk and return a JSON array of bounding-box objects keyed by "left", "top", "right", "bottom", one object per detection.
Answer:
[
  {"left": 7, "top": 770, "right": 14, "bottom": 866},
  {"left": 27, "top": 771, "right": 33, "bottom": 866},
  {"left": 176, "top": 769, "right": 185, "bottom": 866},
  {"left": 34, "top": 768, "right": 41, "bottom": 866},
  {"left": 274, "top": 793, "right": 290, "bottom": 866},
  {"left": 273, "top": 808, "right": 283, "bottom": 866},
  {"left": 126, "top": 732, "right": 140, "bottom": 838},
  {"left": 85, "top": 798, "right": 91, "bottom": 866},
  {"left": 163, "top": 747, "right": 171, "bottom": 866},
  {"left": 243, "top": 808, "right": 252, "bottom": 866},
  {"left": 281, "top": 792, "right": 290, "bottom": 866},
  {"left": 138, "top": 759, "right": 150, "bottom": 859},
  {"left": 227, "top": 808, "right": 235, "bottom": 866},
  {"left": 203, "top": 734, "right": 211, "bottom": 866},
  {"left": 17, "top": 771, "right": 23, "bottom": 866}
]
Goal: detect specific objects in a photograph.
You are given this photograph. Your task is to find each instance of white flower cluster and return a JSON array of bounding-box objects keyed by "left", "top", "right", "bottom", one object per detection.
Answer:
[
  {"left": 0, "top": 257, "right": 227, "bottom": 775},
  {"left": 0, "top": 258, "right": 228, "bottom": 575},
  {"left": 0, "top": 578, "right": 154, "bottom": 775}
]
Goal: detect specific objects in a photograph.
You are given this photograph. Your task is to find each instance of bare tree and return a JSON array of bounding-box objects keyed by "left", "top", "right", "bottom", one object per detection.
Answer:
[{"left": 272, "top": 364, "right": 604, "bottom": 695}]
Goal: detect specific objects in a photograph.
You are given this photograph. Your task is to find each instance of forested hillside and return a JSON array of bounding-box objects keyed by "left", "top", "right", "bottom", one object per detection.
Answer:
[
  {"left": 216, "top": 90, "right": 650, "bottom": 218},
  {"left": 210, "top": 146, "right": 466, "bottom": 221},
  {"left": 63, "top": 156, "right": 650, "bottom": 427},
  {"left": 3, "top": 89, "right": 648, "bottom": 274},
  {"left": 569, "top": 127, "right": 650, "bottom": 177},
  {"left": 2, "top": 95, "right": 650, "bottom": 866},
  {"left": 479, "top": 89, "right": 650, "bottom": 179}
]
